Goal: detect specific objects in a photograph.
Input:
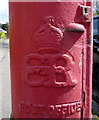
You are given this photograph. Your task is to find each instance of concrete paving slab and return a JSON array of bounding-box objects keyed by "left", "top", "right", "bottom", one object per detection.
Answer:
[{"left": 0, "top": 40, "right": 11, "bottom": 119}]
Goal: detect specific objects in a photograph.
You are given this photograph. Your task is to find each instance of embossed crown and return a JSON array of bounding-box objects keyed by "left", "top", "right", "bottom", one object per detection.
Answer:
[{"left": 33, "top": 17, "right": 64, "bottom": 53}]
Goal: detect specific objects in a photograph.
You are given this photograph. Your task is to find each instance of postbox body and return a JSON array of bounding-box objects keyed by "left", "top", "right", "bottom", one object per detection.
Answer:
[{"left": 9, "top": 1, "right": 93, "bottom": 118}]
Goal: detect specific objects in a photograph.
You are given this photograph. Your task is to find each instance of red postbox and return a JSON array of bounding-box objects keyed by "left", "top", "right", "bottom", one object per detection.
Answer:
[{"left": 9, "top": 1, "right": 93, "bottom": 118}]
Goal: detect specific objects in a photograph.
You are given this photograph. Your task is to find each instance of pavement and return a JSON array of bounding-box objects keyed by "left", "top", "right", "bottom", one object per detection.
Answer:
[{"left": 0, "top": 39, "right": 12, "bottom": 119}]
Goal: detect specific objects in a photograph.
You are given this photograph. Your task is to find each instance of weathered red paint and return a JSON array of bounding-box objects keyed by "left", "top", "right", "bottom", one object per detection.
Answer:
[{"left": 9, "top": 1, "right": 93, "bottom": 118}]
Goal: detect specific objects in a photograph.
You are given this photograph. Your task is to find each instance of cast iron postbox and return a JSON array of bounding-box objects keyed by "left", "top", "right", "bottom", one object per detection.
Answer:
[{"left": 9, "top": 1, "right": 93, "bottom": 118}]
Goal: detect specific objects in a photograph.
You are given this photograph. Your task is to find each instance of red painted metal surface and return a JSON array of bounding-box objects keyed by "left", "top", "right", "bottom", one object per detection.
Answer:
[{"left": 9, "top": 1, "right": 93, "bottom": 118}]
